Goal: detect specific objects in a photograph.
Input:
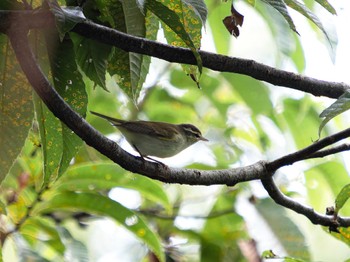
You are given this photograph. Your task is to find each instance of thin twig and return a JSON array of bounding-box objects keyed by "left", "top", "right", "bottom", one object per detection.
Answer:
[
  {"left": 261, "top": 177, "right": 350, "bottom": 227},
  {"left": 305, "top": 143, "right": 350, "bottom": 159},
  {"left": 266, "top": 129, "right": 350, "bottom": 172}
]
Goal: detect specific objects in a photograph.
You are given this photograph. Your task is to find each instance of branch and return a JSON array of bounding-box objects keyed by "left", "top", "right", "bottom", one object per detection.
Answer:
[
  {"left": 7, "top": 26, "right": 269, "bottom": 187},
  {"left": 6, "top": 10, "right": 350, "bottom": 228},
  {"left": 261, "top": 177, "right": 350, "bottom": 227},
  {"left": 0, "top": 10, "right": 349, "bottom": 99},
  {"left": 266, "top": 128, "right": 350, "bottom": 172},
  {"left": 72, "top": 20, "right": 349, "bottom": 98},
  {"left": 305, "top": 143, "right": 350, "bottom": 159}
]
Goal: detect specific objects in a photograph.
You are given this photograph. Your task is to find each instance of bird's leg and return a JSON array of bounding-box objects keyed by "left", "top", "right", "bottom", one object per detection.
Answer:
[{"left": 133, "top": 145, "right": 168, "bottom": 168}]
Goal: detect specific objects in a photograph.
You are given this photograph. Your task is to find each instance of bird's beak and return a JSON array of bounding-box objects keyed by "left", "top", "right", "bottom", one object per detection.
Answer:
[{"left": 200, "top": 136, "right": 209, "bottom": 141}]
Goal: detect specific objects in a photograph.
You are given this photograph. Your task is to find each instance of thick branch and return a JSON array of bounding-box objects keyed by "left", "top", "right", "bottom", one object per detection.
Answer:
[
  {"left": 0, "top": 10, "right": 349, "bottom": 99},
  {"left": 6, "top": 10, "right": 350, "bottom": 228},
  {"left": 8, "top": 27, "right": 269, "bottom": 186},
  {"left": 261, "top": 177, "right": 350, "bottom": 227}
]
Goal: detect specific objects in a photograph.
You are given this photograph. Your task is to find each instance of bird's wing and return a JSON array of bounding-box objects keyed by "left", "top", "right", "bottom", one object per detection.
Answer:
[{"left": 121, "top": 121, "right": 176, "bottom": 140}]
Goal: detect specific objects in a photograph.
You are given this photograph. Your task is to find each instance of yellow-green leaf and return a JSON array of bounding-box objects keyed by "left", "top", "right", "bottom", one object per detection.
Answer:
[
  {"left": 0, "top": 35, "right": 34, "bottom": 184},
  {"left": 33, "top": 191, "right": 165, "bottom": 262},
  {"left": 146, "top": 0, "right": 203, "bottom": 76},
  {"left": 335, "top": 184, "right": 350, "bottom": 213}
]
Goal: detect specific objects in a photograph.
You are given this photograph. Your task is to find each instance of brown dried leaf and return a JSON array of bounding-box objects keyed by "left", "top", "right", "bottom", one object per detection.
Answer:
[{"left": 223, "top": 4, "right": 244, "bottom": 37}]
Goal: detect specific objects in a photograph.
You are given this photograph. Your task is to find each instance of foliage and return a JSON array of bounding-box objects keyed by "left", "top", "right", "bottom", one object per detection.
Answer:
[{"left": 1, "top": 0, "right": 349, "bottom": 261}]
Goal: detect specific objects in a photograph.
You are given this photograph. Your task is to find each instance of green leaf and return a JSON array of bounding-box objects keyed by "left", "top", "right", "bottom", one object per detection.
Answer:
[
  {"left": 20, "top": 217, "right": 65, "bottom": 257},
  {"left": 45, "top": 34, "right": 87, "bottom": 177},
  {"left": 206, "top": 1, "right": 231, "bottom": 54},
  {"left": 33, "top": 93, "right": 62, "bottom": 187},
  {"left": 7, "top": 186, "right": 37, "bottom": 224},
  {"left": 256, "top": 198, "right": 310, "bottom": 260},
  {"left": 330, "top": 227, "right": 350, "bottom": 246},
  {"left": 146, "top": 0, "right": 203, "bottom": 74},
  {"left": 261, "top": 0, "right": 298, "bottom": 33},
  {"left": 200, "top": 190, "right": 246, "bottom": 261},
  {"left": 57, "top": 227, "right": 89, "bottom": 261},
  {"left": 0, "top": 0, "right": 23, "bottom": 9},
  {"left": 47, "top": 0, "right": 86, "bottom": 40},
  {"left": 32, "top": 191, "right": 165, "bottom": 262},
  {"left": 53, "top": 162, "right": 171, "bottom": 211},
  {"left": 222, "top": 73, "right": 273, "bottom": 115},
  {"left": 335, "top": 184, "right": 350, "bottom": 213},
  {"left": 183, "top": 0, "right": 208, "bottom": 24},
  {"left": 0, "top": 199, "right": 7, "bottom": 215},
  {"left": 318, "top": 90, "right": 350, "bottom": 136},
  {"left": 315, "top": 0, "right": 336, "bottom": 15},
  {"left": 0, "top": 35, "right": 34, "bottom": 184},
  {"left": 285, "top": 0, "right": 329, "bottom": 39},
  {"left": 305, "top": 161, "right": 350, "bottom": 217},
  {"left": 121, "top": 0, "right": 146, "bottom": 101},
  {"left": 101, "top": 0, "right": 133, "bottom": 97},
  {"left": 71, "top": 33, "right": 112, "bottom": 90},
  {"left": 100, "top": 1, "right": 159, "bottom": 102},
  {"left": 281, "top": 98, "right": 321, "bottom": 148},
  {"left": 290, "top": 34, "right": 305, "bottom": 72}
]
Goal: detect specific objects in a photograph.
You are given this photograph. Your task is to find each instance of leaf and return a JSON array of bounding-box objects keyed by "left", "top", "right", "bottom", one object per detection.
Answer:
[
  {"left": 71, "top": 33, "right": 112, "bottom": 90},
  {"left": 121, "top": 0, "right": 152, "bottom": 102},
  {"left": 0, "top": 0, "right": 23, "bottom": 9},
  {"left": 102, "top": 0, "right": 158, "bottom": 102},
  {"left": 20, "top": 217, "right": 65, "bottom": 257},
  {"left": 0, "top": 35, "right": 34, "bottom": 184},
  {"left": 45, "top": 33, "right": 87, "bottom": 178},
  {"left": 200, "top": 191, "right": 247, "bottom": 261},
  {"left": 57, "top": 227, "right": 89, "bottom": 261},
  {"left": 0, "top": 199, "right": 7, "bottom": 215},
  {"left": 53, "top": 162, "right": 171, "bottom": 211},
  {"left": 30, "top": 32, "right": 63, "bottom": 188},
  {"left": 305, "top": 161, "right": 350, "bottom": 214},
  {"left": 315, "top": 0, "right": 336, "bottom": 15},
  {"left": 284, "top": 0, "right": 329, "bottom": 40},
  {"left": 223, "top": 4, "right": 244, "bottom": 37},
  {"left": 222, "top": 73, "right": 273, "bottom": 115},
  {"left": 281, "top": 98, "right": 321, "bottom": 148},
  {"left": 33, "top": 91, "right": 62, "bottom": 187},
  {"left": 261, "top": 0, "right": 298, "bottom": 33},
  {"left": 47, "top": 0, "right": 86, "bottom": 40},
  {"left": 146, "top": 0, "right": 203, "bottom": 75},
  {"left": 102, "top": 0, "right": 133, "bottom": 97},
  {"left": 32, "top": 191, "right": 165, "bottom": 262},
  {"left": 256, "top": 198, "right": 310, "bottom": 260},
  {"left": 329, "top": 227, "right": 350, "bottom": 246},
  {"left": 183, "top": 0, "right": 208, "bottom": 24},
  {"left": 318, "top": 90, "right": 350, "bottom": 136},
  {"left": 335, "top": 184, "right": 350, "bottom": 213}
]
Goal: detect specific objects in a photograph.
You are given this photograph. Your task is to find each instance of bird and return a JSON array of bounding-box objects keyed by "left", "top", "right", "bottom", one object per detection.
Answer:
[{"left": 90, "top": 111, "right": 208, "bottom": 164}]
